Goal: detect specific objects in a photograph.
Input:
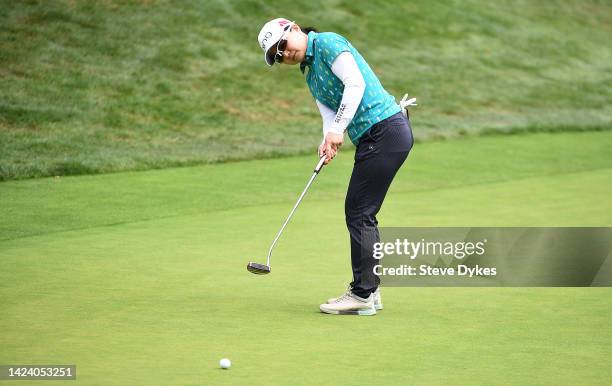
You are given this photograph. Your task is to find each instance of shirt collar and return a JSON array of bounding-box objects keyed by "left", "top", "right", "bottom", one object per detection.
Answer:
[{"left": 300, "top": 31, "right": 317, "bottom": 74}]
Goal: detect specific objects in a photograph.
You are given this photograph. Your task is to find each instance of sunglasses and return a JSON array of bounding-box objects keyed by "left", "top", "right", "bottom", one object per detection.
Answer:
[
  {"left": 274, "top": 39, "right": 288, "bottom": 63},
  {"left": 274, "top": 23, "right": 293, "bottom": 63}
]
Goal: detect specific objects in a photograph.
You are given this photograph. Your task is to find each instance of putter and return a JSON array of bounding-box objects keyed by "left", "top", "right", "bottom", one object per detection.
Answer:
[{"left": 247, "top": 155, "right": 327, "bottom": 275}]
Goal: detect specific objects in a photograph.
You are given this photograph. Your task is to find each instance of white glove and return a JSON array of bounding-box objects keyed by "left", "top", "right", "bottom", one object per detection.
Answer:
[{"left": 399, "top": 93, "right": 417, "bottom": 117}]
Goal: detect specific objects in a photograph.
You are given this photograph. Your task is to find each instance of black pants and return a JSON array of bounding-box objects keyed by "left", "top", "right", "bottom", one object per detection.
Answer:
[{"left": 346, "top": 112, "right": 413, "bottom": 298}]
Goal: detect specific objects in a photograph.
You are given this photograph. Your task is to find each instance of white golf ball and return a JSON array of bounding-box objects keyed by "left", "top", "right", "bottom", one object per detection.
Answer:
[{"left": 219, "top": 358, "right": 231, "bottom": 369}]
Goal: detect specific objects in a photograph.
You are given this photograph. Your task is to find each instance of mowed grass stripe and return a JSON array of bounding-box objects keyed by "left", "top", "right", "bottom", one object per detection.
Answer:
[{"left": 2, "top": 131, "right": 612, "bottom": 241}]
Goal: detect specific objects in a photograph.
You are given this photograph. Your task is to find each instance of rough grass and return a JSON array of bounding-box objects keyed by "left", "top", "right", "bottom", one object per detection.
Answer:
[{"left": 1, "top": 0, "right": 611, "bottom": 180}]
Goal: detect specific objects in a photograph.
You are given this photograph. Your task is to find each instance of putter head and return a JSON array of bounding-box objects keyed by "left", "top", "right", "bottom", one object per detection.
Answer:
[{"left": 247, "top": 262, "right": 271, "bottom": 275}]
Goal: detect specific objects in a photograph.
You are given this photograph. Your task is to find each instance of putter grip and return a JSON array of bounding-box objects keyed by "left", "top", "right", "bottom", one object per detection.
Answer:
[{"left": 314, "top": 155, "right": 326, "bottom": 174}]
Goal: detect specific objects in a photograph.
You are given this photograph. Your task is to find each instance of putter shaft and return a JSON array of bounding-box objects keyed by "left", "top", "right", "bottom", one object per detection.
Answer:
[{"left": 265, "top": 156, "right": 326, "bottom": 267}]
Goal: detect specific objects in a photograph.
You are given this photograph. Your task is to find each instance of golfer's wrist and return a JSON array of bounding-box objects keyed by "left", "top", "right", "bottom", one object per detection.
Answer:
[{"left": 327, "top": 125, "right": 345, "bottom": 135}]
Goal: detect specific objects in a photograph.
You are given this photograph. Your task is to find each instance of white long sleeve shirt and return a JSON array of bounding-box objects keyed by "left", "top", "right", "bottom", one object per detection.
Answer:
[{"left": 316, "top": 51, "right": 366, "bottom": 139}]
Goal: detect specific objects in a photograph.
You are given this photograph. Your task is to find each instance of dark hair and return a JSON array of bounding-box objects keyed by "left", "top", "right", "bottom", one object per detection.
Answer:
[{"left": 301, "top": 26, "right": 318, "bottom": 34}]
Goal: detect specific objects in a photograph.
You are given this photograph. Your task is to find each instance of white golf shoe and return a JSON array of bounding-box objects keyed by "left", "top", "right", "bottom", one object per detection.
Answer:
[
  {"left": 327, "top": 286, "right": 383, "bottom": 310},
  {"left": 320, "top": 289, "right": 376, "bottom": 315}
]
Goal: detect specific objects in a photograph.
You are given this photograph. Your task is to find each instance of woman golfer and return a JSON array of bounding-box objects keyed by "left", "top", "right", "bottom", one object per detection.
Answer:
[{"left": 258, "top": 18, "right": 414, "bottom": 315}]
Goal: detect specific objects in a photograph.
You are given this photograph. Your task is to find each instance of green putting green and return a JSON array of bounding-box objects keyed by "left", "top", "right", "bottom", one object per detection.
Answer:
[{"left": 1, "top": 131, "right": 611, "bottom": 385}]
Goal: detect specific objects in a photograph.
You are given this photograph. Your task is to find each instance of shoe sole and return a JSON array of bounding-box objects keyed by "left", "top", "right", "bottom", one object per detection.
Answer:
[
  {"left": 319, "top": 306, "right": 377, "bottom": 316},
  {"left": 327, "top": 300, "right": 383, "bottom": 311}
]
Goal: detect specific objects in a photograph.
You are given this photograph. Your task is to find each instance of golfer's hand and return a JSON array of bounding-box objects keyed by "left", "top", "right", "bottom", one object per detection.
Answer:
[{"left": 319, "top": 132, "right": 344, "bottom": 164}]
